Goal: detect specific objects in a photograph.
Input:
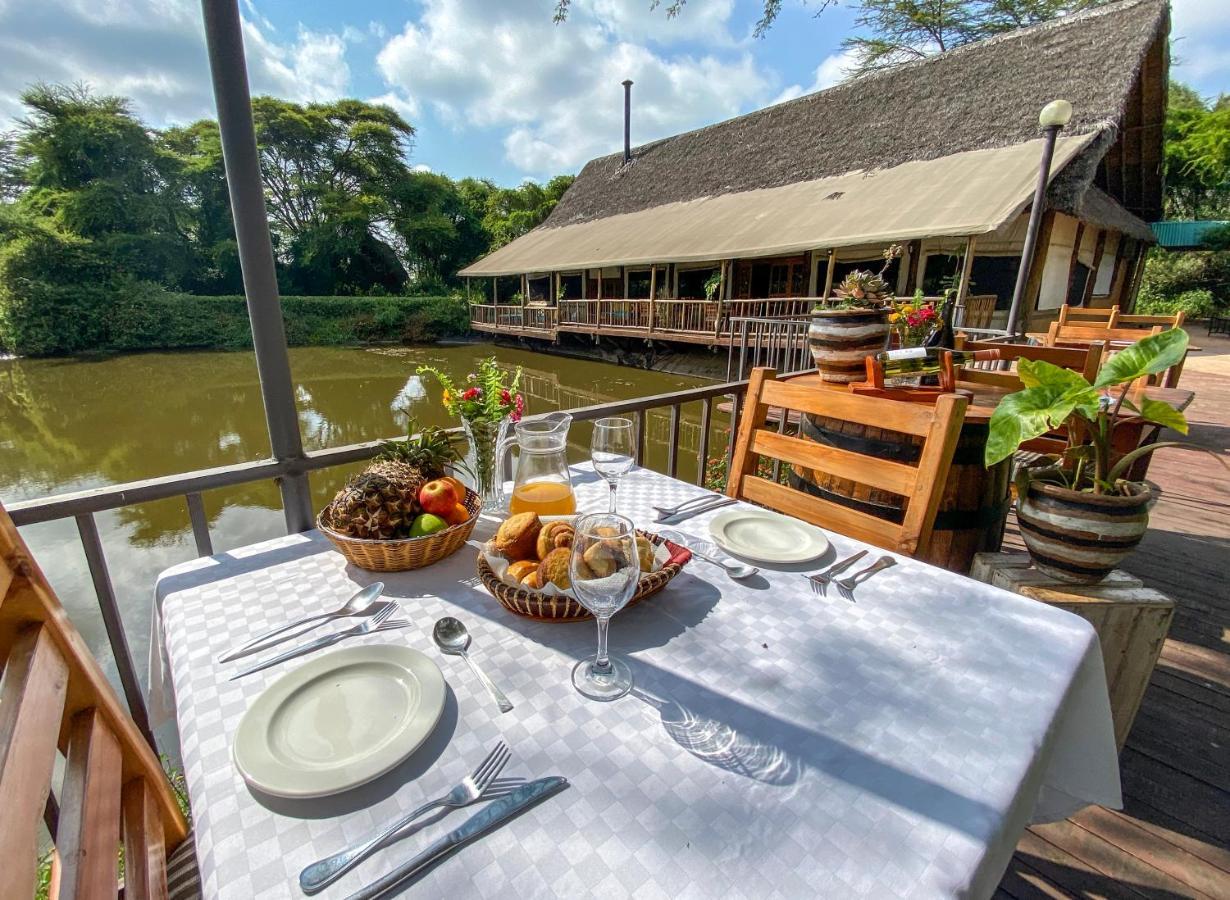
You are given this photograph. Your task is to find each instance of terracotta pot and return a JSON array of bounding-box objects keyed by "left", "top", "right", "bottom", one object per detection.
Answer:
[
  {"left": 807, "top": 308, "right": 890, "bottom": 383},
  {"left": 1017, "top": 479, "right": 1155, "bottom": 584}
]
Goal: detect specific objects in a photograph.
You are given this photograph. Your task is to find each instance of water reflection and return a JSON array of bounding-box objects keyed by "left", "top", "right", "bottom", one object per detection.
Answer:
[{"left": 0, "top": 343, "right": 723, "bottom": 729}]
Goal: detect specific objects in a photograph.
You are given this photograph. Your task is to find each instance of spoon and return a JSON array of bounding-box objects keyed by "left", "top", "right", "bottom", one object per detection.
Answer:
[
  {"left": 433, "top": 617, "right": 514, "bottom": 714},
  {"left": 219, "top": 582, "right": 386, "bottom": 662},
  {"left": 657, "top": 530, "right": 759, "bottom": 580}
]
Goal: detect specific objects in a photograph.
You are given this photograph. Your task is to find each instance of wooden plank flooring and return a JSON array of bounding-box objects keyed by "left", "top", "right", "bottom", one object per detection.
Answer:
[{"left": 996, "top": 358, "right": 1230, "bottom": 899}]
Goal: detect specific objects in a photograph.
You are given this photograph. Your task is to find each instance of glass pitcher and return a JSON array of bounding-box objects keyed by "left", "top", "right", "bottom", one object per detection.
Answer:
[{"left": 498, "top": 412, "right": 577, "bottom": 516}]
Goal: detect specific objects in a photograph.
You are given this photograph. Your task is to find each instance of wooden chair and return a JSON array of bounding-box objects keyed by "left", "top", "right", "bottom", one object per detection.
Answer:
[
  {"left": 726, "top": 368, "right": 968, "bottom": 559},
  {"left": 959, "top": 295, "right": 997, "bottom": 330},
  {"left": 1045, "top": 321, "right": 1162, "bottom": 347},
  {"left": 1058, "top": 304, "right": 1119, "bottom": 326},
  {"left": 953, "top": 336, "right": 1106, "bottom": 390},
  {"left": 1116, "top": 310, "right": 1186, "bottom": 330},
  {"left": 0, "top": 502, "right": 197, "bottom": 899}
]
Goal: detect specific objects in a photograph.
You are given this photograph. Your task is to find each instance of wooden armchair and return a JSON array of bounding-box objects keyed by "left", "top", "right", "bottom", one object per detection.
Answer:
[
  {"left": 725, "top": 368, "right": 968, "bottom": 559},
  {"left": 1058, "top": 304, "right": 1119, "bottom": 326},
  {"left": 0, "top": 502, "right": 196, "bottom": 899},
  {"left": 953, "top": 336, "right": 1106, "bottom": 390},
  {"left": 1044, "top": 321, "right": 1162, "bottom": 347}
]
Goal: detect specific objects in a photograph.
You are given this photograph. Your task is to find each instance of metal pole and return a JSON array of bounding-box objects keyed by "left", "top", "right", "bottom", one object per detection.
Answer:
[
  {"left": 1006, "top": 123, "right": 1062, "bottom": 338},
  {"left": 201, "top": 0, "right": 313, "bottom": 532},
  {"left": 622, "top": 79, "right": 633, "bottom": 165}
]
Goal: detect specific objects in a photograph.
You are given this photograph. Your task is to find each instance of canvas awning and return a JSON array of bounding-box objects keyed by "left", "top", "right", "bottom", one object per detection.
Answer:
[{"left": 461, "top": 134, "right": 1099, "bottom": 276}]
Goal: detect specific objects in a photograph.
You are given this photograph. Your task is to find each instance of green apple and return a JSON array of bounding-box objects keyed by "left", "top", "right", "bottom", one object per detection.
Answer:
[{"left": 409, "top": 513, "right": 448, "bottom": 537}]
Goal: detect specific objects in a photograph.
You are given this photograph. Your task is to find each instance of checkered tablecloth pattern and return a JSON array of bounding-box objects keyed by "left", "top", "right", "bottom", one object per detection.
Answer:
[{"left": 153, "top": 464, "right": 1120, "bottom": 899}]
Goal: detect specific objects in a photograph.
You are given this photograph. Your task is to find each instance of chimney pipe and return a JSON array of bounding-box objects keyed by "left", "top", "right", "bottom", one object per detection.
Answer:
[{"left": 622, "top": 79, "right": 633, "bottom": 165}]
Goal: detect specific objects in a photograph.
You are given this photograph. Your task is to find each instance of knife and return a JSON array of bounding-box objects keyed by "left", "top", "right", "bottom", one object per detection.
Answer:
[
  {"left": 656, "top": 496, "right": 736, "bottom": 524},
  {"left": 343, "top": 776, "right": 569, "bottom": 900}
]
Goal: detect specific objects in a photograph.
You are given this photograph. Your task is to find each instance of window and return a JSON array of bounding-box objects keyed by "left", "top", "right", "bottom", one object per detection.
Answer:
[
  {"left": 627, "top": 269, "right": 653, "bottom": 299},
  {"left": 559, "top": 273, "right": 582, "bottom": 301},
  {"left": 678, "top": 267, "right": 718, "bottom": 299},
  {"left": 1067, "top": 262, "right": 1092, "bottom": 306},
  {"left": 969, "top": 256, "right": 1021, "bottom": 310}
]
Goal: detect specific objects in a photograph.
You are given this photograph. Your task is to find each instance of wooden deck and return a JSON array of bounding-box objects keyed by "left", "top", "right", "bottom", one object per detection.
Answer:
[{"left": 996, "top": 347, "right": 1230, "bottom": 899}]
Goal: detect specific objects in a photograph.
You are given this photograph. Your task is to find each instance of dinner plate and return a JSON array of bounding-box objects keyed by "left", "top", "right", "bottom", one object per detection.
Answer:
[
  {"left": 708, "top": 508, "right": 831, "bottom": 564},
  {"left": 233, "top": 644, "right": 445, "bottom": 799}
]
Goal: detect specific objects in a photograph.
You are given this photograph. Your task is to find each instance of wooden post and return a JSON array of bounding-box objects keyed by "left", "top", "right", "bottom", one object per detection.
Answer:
[
  {"left": 648, "top": 266, "right": 657, "bottom": 333},
  {"left": 465, "top": 278, "right": 471, "bottom": 303},
  {"left": 553, "top": 272, "right": 560, "bottom": 304},
  {"left": 821, "top": 250, "right": 836, "bottom": 302},
  {"left": 1125, "top": 243, "right": 1148, "bottom": 312},
  {"left": 492, "top": 277, "right": 498, "bottom": 305},
  {"left": 954, "top": 236, "right": 977, "bottom": 326},
  {"left": 1082, "top": 230, "right": 1107, "bottom": 306},
  {"left": 903, "top": 239, "right": 923, "bottom": 294},
  {"left": 713, "top": 260, "right": 728, "bottom": 339},
  {"left": 1020, "top": 210, "right": 1057, "bottom": 331},
  {"left": 806, "top": 250, "right": 819, "bottom": 297},
  {"left": 622, "top": 266, "right": 629, "bottom": 300}
]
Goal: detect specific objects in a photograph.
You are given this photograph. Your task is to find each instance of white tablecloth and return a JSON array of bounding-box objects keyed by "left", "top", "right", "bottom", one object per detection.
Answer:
[{"left": 152, "top": 465, "right": 1120, "bottom": 899}]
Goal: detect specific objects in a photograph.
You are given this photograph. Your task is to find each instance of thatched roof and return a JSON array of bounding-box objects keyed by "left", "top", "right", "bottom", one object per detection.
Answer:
[{"left": 461, "top": 0, "right": 1166, "bottom": 276}]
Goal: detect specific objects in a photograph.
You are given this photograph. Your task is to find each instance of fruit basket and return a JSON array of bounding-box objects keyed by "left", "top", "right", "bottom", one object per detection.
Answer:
[
  {"left": 319, "top": 488, "right": 481, "bottom": 572},
  {"left": 477, "top": 530, "right": 691, "bottom": 621}
]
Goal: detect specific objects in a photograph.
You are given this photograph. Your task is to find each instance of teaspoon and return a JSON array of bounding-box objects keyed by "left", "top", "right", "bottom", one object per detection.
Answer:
[
  {"left": 657, "top": 530, "right": 759, "bottom": 580},
  {"left": 433, "top": 617, "right": 514, "bottom": 713}
]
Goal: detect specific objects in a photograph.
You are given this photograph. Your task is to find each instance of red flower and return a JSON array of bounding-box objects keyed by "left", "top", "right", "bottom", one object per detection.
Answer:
[
  {"left": 500, "top": 389, "right": 512, "bottom": 406},
  {"left": 461, "top": 387, "right": 481, "bottom": 401}
]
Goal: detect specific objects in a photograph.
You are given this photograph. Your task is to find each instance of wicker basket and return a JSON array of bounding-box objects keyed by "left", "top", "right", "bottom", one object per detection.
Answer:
[
  {"left": 477, "top": 531, "right": 692, "bottom": 622},
  {"left": 318, "top": 489, "right": 481, "bottom": 572}
]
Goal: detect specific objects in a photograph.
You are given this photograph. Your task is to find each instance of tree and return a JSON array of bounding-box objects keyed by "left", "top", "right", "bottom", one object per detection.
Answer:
[{"left": 1163, "top": 82, "right": 1230, "bottom": 220}]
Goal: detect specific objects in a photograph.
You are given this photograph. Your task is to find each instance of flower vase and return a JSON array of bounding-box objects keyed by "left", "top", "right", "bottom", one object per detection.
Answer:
[{"left": 463, "top": 417, "right": 508, "bottom": 513}]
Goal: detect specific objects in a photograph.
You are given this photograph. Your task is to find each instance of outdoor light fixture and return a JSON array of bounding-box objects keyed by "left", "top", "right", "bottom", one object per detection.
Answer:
[{"left": 1005, "top": 98, "right": 1074, "bottom": 337}]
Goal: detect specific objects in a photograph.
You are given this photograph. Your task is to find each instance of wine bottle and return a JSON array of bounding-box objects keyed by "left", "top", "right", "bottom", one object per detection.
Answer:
[
  {"left": 924, "top": 293, "right": 957, "bottom": 349},
  {"left": 875, "top": 347, "right": 1001, "bottom": 378}
]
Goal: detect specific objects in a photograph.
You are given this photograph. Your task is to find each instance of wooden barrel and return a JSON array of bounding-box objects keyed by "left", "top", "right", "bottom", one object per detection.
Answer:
[
  {"left": 789, "top": 412, "right": 1011, "bottom": 573},
  {"left": 807, "top": 310, "right": 890, "bottom": 383}
]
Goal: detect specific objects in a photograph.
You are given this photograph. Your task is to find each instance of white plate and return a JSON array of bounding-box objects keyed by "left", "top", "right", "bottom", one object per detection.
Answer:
[
  {"left": 708, "top": 508, "right": 831, "bottom": 564},
  {"left": 233, "top": 644, "right": 445, "bottom": 799}
]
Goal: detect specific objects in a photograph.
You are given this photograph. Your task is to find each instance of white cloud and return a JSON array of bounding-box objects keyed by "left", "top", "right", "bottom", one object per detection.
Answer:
[
  {"left": 0, "top": 0, "right": 353, "bottom": 130},
  {"left": 771, "top": 47, "right": 858, "bottom": 105},
  {"left": 1170, "top": 0, "right": 1230, "bottom": 91},
  {"left": 376, "top": 0, "right": 773, "bottom": 176}
]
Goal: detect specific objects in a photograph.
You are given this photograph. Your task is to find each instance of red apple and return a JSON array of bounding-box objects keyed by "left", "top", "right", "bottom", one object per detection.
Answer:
[{"left": 418, "top": 479, "right": 458, "bottom": 516}]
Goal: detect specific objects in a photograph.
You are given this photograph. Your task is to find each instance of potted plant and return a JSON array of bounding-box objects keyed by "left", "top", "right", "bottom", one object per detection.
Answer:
[
  {"left": 808, "top": 245, "right": 900, "bottom": 383},
  {"left": 985, "top": 328, "right": 1223, "bottom": 583},
  {"left": 703, "top": 270, "right": 722, "bottom": 302}
]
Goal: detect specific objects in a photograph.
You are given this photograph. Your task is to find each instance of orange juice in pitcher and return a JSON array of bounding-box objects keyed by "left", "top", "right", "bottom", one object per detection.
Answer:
[{"left": 509, "top": 480, "right": 576, "bottom": 516}]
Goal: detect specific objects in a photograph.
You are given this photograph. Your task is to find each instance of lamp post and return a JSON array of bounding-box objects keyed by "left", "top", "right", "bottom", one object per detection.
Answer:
[{"left": 1006, "top": 99, "right": 1073, "bottom": 338}]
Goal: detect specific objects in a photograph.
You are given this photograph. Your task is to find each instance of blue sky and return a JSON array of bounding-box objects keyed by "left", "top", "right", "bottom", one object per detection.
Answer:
[{"left": 0, "top": 0, "right": 1226, "bottom": 186}]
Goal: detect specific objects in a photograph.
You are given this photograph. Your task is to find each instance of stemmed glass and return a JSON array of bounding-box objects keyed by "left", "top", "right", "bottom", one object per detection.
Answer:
[
  {"left": 569, "top": 513, "right": 639, "bottom": 701},
  {"left": 591, "top": 417, "right": 634, "bottom": 513}
]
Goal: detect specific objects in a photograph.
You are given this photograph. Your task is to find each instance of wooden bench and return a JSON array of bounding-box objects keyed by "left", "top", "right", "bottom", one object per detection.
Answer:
[{"left": 0, "top": 501, "right": 196, "bottom": 898}]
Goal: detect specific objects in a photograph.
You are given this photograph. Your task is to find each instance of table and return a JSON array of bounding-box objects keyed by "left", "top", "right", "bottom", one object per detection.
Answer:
[{"left": 153, "top": 465, "right": 1121, "bottom": 899}]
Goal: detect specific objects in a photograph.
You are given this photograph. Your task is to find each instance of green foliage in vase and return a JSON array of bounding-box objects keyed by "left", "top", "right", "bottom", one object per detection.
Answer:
[{"left": 418, "top": 356, "right": 525, "bottom": 424}]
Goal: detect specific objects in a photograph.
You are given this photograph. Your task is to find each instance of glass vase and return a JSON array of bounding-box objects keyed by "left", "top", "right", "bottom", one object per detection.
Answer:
[{"left": 463, "top": 416, "right": 508, "bottom": 513}]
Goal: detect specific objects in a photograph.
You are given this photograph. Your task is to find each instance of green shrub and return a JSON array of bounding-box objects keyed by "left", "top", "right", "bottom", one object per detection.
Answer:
[{"left": 1136, "top": 287, "right": 1217, "bottom": 318}]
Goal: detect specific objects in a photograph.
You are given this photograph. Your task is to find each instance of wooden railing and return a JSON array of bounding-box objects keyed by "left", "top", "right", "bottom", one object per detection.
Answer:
[
  {"left": 655, "top": 300, "right": 719, "bottom": 333},
  {"left": 523, "top": 305, "right": 557, "bottom": 331},
  {"left": 559, "top": 299, "right": 599, "bottom": 326}
]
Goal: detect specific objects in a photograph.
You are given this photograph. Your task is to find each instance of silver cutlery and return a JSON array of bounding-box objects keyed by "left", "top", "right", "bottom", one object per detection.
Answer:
[
  {"left": 656, "top": 530, "right": 759, "bottom": 580},
  {"left": 433, "top": 617, "right": 514, "bottom": 713},
  {"left": 345, "top": 776, "right": 569, "bottom": 900},
  {"left": 835, "top": 556, "right": 898, "bottom": 601},
  {"left": 651, "top": 493, "right": 725, "bottom": 518},
  {"left": 300, "top": 742, "right": 513, "bottom": 894},
  {"left": 219, "top": 582, "right": 385, "bottom": 662},
  {"left": 231, "top": 603, "right": 402, "bottom": 679},
  {"left": 656, "top": 496, "right": 736, "bottom": 524},
  {"left": 804, "top": 550, "right": 868, "bottom": 597}
]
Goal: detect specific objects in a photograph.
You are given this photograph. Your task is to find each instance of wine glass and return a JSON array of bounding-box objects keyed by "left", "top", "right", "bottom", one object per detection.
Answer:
[
  {"left": 591, "top": 417, "right": 634, "bottom": 513},
  {"left": 569, "top": 513, "right": 639, "bottom": 701}
]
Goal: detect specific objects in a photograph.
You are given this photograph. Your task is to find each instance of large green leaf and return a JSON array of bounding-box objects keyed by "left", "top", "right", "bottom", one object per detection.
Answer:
[
  {"left": 986, "top": 383, "right": 1084, "bottom": 467},
  {"left": 1093, "top": 328, "right": 1189, "bottom": 389},
  {"left": 1135, "top": 396, "right": 1188, "bottom": 434}
]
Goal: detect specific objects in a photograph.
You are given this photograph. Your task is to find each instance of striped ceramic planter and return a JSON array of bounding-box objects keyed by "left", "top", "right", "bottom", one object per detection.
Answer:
[
  {"left": 1017, "top": 480, "right": 1155, "bottom": 584},
  {"left": 808, "top": 309, "right": 890, "bottom": 383}
]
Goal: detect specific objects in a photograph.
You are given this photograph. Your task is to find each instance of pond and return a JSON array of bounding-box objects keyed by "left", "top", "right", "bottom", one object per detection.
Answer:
[{"left": 0, "top": 342, "right": 726, "bottom": 725}]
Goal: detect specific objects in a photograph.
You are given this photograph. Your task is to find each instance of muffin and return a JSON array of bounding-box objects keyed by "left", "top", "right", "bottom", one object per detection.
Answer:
[
  {"left": 635, "top": 535, "right": 656, "bottom": 572},
  {"left": 537, "top": 547, "right": 572, "bottom": 590},
  {"left": 582, "top": 541, "right": 619, "bottom": 577},
  {"left": 522, "top": 570, "right": 544, "bottom": 590},
  {"left": 494, "top": 512, "right": 541, "bottom": 561}
]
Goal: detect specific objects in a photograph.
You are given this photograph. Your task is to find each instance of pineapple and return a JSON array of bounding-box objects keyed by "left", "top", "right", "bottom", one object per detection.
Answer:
[
  {"left": 366, "top": 421, "right": 461, "bottom": 499},
  {"left": 326, "top": 473, "right": 416, "bottom": 539}
]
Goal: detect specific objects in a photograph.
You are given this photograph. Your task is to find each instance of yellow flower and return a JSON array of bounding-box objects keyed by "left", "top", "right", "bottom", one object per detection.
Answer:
[
  {"left": 442, "top": 389, "right": 452, "bottom": 407},
  {"left": 888, "top": 313, "right": 900, "bottom": 323},
  {"left": 901, "top": 304, "right": 915, "bottom": 315}
]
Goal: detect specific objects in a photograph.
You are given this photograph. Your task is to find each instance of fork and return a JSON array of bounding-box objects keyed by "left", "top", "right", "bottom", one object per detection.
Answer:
[
  {"left": 230, "top": 603, "right": 400, "bottom": 679},
  {"left": 652, "top": 494, "right": 722, "bottom": 518},
  {"left": 299, "top": 742, "right": 513, "bottom": 894},
  {"left": 835, "top": 557, "right": 898, "bottom": 601},
  {"left": 803, "top": 550, "right": 868, "bottom": 597}
]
